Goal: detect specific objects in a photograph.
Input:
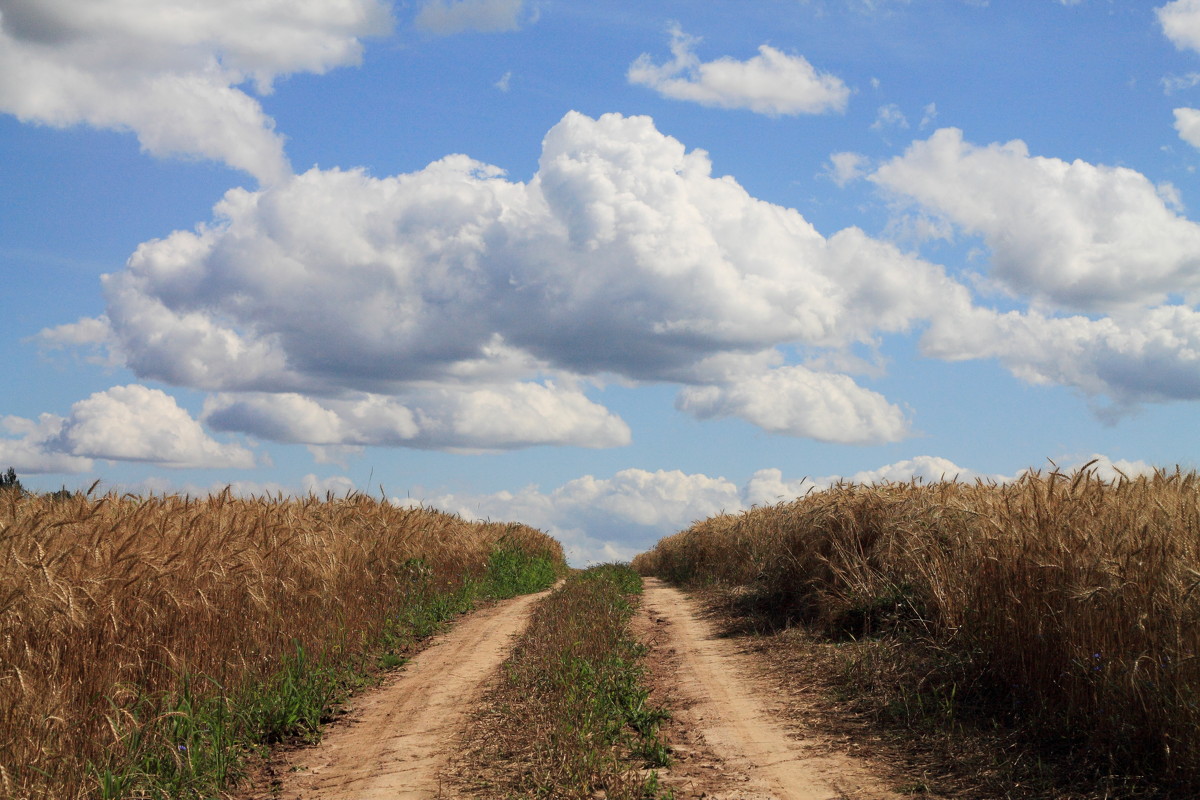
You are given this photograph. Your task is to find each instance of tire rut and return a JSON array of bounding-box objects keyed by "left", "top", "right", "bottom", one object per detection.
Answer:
[
  {"left": 640, "top": 578, "right": 907, "bottom": 800},
  {"left": 264, "top": 588, "right": 549, "bottom": 800}
]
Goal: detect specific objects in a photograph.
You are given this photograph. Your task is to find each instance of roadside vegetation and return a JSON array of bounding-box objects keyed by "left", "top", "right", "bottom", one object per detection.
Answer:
[
  {"left": 0, "top": 484, "right": 564, "bottom": 800},
  {"left": 633, "top": 464, "right": 1200, "bottom": 798},
  {"left": 457, "top": 563, "right": 672, "bottom": 799}
]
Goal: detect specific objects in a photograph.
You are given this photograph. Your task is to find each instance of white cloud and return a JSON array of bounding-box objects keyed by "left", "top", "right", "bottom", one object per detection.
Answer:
[
  {"left": 922, "top": 303, "right": 1200, "bottom": 407},
  {"left": 826, "top": 151, "right": 870, "bottom": 186},
  {"left": 0, "top": 0, "right": 392, "bottom": 182},
  {"left": 871, "top": 129, "right": 1200, "bottom": 407},
  {"left": 1, "top": 385, "right": 255, "bottom": 472},
  {"left": 414, "top": 0, "right": 531, "bottom": 35},
  {"left": 628, "top": 26, "right": 850, "bottom": 116},
  {"left": 871, "top": 103, "right": 909, "bottom": 130},
  {"left": 1163, "top": 72, "right": 1200, "bottom": 93},
  {"left": 302, "top": 473, "right": 358, "bottom": 497},
  {"left": 495, "top": 70, "right": 512, "bottom": 92},
  {"left": 49, "top": 111, "right": 969, "bottom": 448},
  {"left": 47, "top": 114, "right": 1200, "bottom": 435},
  {"left": 1159, "top": 0, "right": 1200, "bottom": 54},
  {"left": 54, "top": 385, "right": 257, "bottom": 468},
  {"left": 740, "top": 468, "right": 820, "bottom": 508},
  {"left": 0, "top": 415, "right": 95, "bottom": 474},
  {"left": 872, "top": 127, "right": 1200, "bottom": 312},
  {"left": 403, "top": 467, "right": 743, "bottom": 564},
  {"left": 676, "top": 365, "right": 910, "bottom": 444},
  {"left": 1174, "top": 107, "right": 1200, "bottom": 148},
  {"left": 203, "top": 382, "right": 631, "bottom": 451},
  {"left": 919, "top": 102, "right": 938, "bottom": 129},
  {"left": 839, "top": 454, "right": 997, "bottom": 484}
]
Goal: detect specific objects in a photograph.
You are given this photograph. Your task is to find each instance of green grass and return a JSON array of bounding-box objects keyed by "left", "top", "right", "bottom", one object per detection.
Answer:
[{"left": 481, "top": 541, "right": 562, "bottom": 599}]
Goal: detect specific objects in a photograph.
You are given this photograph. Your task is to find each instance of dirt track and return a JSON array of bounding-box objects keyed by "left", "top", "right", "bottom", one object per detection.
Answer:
[
  {"left": 257, "top": 579, "right": 906, "bottom": 799},
  {"left": 640, "top": 577, "right": 905, "bottom": 800},
  {"left": 267, "top": 589, "right": 548, "bottom": 799}
]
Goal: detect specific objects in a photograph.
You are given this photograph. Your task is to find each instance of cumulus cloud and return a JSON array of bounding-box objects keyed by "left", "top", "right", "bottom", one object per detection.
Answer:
[
  {"left": 866, "top": 127, "right": 1200, "bottom": 407},
  {"left": 1175, "top": 107, "right": 1200, "bottom": 148},
  {"left": 48, "top": 111, "right": 969, "bottom": 448},
  {"left": 0, "top": 0, "right": 391, "bottom": 182},
  {"left": 839, "top": 455, "right": 997, "bottom": 485},
  {"left": 676, "top": 365, "right": 909, "bottom": 444},
  {"left": 414, "top": 0, "right": 532, "bottom": 34},
  {"left": 48, "top": 114, "right": 1200, "bottom": 436},
  {"left": 403, "top": 467, "right": 743, "bottom": 564},
  {"left": 922, "top": 304, "right": 1200, "bottom": 408},
  {"left": 0, "top": 385, "right": 255, "bottom": 471},
  {"left": 628, "top": 26, "right": 850, "bottom": 116},
  {"left": 1159, "top": 0, "right": 1200, "bottom": 54},
  {"left": 872, "top": 127, "right": 1200, "bottom": 312},
  {"left": 0, "top": 415, "right": 95, "bottom": 474},
  {"left": 203, "top": 382, "right": 631, "bottom": 452}
]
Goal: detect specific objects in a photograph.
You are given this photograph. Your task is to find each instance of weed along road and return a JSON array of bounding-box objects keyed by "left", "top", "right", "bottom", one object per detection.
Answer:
[
  {"left": 270, "top": 587, "right": 552, "bottom": 799},
  {"left": 640, "top": 578, "right": 904, "bottom": 800}
]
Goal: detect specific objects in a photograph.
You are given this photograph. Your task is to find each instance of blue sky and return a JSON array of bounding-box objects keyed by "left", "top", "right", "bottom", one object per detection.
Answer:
[{"left": 4, "top": 0, "right": 1200, "bottom": 562}]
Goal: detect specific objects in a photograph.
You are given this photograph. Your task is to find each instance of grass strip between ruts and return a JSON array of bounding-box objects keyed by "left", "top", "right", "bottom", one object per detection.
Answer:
[{"left": 456, "top": 563, "right": 672, "bottom": 799}]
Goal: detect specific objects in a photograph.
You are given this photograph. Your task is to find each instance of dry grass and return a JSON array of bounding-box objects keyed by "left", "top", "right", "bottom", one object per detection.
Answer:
[
  {"left": 633, "top": 465, "right": 1200, "bottom": 796},
  {"left": 0, "top": 488, "right": 563, "bottom": 799}
]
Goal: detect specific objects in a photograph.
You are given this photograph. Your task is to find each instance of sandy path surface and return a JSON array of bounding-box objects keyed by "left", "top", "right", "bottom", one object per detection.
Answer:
[
  {"left": 269, "top": 589, "right": 548, "bottom": 800},
  {"left": 641, "top": 578, "right": 906, "bottom": 800}
]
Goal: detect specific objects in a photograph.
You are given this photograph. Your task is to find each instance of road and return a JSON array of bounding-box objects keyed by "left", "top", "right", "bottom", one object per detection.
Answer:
[
  {"left": 254, "top": 578, "right": 910, "bottom": 799},
  {"left": 265, "top": 588, "right": 548, "bottom": 799},
  {"left": 639, "top": 577, "right": 907, "bottom": 800}
]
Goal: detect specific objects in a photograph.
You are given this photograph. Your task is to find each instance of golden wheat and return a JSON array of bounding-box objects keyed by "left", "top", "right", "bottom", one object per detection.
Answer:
[
  {"left": 633, "top": 466, "right": 1200, "bottom": 791},
  {"left": 0, "top": 489, "right": 561, "bottom": 799}
]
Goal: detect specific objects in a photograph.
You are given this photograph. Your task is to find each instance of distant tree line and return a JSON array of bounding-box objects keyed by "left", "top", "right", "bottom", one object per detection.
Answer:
[
  {"left": 0, "top": 467, "right": 21, "bottom": 493},
  {"left": 1, "top": 467, "right": 82, "bottom": 500}
]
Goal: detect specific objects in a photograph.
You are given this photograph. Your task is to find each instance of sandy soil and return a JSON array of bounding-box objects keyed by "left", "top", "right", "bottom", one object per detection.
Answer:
[
  {"left": 260, "top": 589, "right": 548, "bottom": 800},
  {"left": 639, "top": 577, "right": 909, "bottom": 800}
]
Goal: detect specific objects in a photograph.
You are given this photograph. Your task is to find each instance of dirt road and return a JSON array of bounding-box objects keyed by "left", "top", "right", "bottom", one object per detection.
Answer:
[
  {"left": 255, "top": 578, "right": 910, "bottom": 799},
  {"left": 266, "top": 589, "right": 548, "bottom": 800},
  {"left": 640, "top": 577, "right": 906, "bottom": 800}
]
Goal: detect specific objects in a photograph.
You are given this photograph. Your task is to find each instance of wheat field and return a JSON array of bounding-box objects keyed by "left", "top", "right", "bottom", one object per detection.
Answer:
[
  {"left": 633, "top": 465, "right": 1200, "bottom": 793},
  {"left": 0, "top": 488, "right": 562, "bottom": 799}
]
